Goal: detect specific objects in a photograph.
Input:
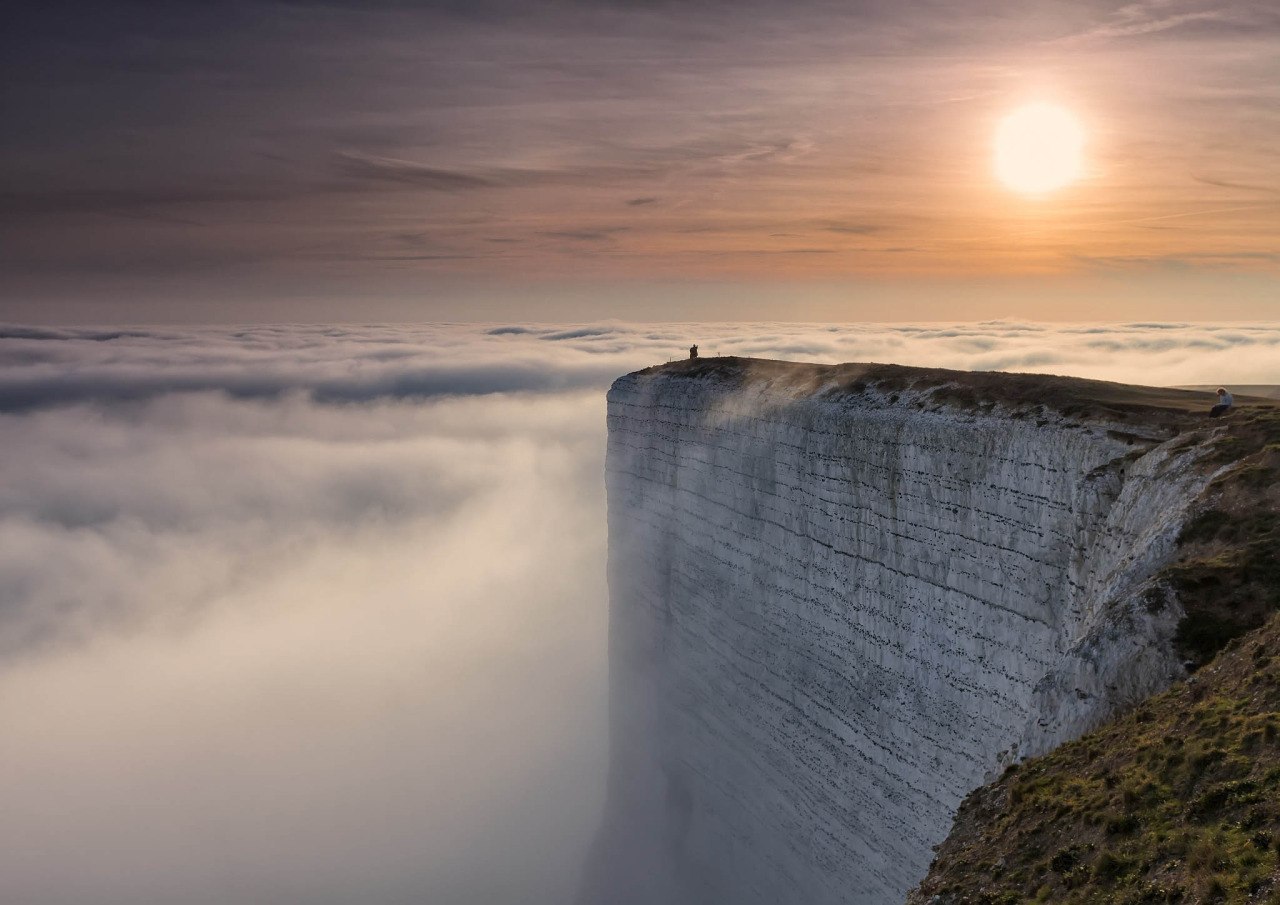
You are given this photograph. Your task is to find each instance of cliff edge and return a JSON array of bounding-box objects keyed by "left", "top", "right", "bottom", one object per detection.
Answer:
[{"left": 581, "top": 357, "right": 1276, "bottom": 905}]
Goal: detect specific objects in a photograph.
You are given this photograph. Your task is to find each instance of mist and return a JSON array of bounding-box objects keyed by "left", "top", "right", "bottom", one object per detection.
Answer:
[
  {"left": 1, "top": 320, "right": 1278, "bottom": 904},
  {"left": 0, "top": 384, "right": 608, "bottom": 905}
]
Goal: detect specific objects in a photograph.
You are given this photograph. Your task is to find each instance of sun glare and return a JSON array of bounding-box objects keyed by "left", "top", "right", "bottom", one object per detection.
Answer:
[{"left": 994, "top": 103, "right": 1085, "bottom": 196}]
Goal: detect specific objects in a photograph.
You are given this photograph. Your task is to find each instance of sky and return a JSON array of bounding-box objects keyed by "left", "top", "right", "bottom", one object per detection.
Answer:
[
  {"left": 1, "top": 321, "right": 1278, "bottom": 905},
  {"left": 3, "top": 0, "right": 1279, "bottom": 321}
]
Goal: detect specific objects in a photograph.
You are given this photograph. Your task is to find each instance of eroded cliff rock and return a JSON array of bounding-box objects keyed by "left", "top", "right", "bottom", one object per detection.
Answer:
[{"left": 580, "top": 359, "right": 1227, "bottom": 905}]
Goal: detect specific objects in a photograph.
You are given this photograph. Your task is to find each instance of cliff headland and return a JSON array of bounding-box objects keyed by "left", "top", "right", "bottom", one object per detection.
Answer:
[{"left": 583, "top": 358, "right": 1279, "bottom": 905}]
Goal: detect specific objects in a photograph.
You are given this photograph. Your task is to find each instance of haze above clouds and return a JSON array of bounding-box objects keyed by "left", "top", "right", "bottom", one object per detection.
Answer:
[{"left": 1, "top": 321, "right": 1278, "bottom": 905}]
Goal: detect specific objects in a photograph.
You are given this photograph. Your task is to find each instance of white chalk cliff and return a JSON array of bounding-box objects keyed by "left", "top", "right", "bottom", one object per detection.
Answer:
[{"left": 579, "top": 359, "right": 1215, "bottom": 905}]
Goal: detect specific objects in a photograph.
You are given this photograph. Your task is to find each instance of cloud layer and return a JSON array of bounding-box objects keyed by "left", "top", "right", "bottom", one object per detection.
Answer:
[
  {"left": 1, "top": 321, "right": 1278, "bottom": 904},
  {"left": 0, "top": 364, "right": 609, "bottom": 904},
  {"left": 2, "top": 320, "right": 1279, "bottom": 412}
]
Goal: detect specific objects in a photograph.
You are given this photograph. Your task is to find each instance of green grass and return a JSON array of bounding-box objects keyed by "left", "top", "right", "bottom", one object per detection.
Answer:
[{"left": 910, "top": 617, "right": 1280, "bottom": 905}]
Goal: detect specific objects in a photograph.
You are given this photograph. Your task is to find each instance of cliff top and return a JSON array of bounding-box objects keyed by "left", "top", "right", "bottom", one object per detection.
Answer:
[{"left": 633, "top": 357, "right": 1278, "bottom": 430}]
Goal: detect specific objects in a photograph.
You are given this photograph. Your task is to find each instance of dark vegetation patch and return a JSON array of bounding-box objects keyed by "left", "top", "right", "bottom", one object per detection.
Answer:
[
  {"left": 1164, "top": 411, "right": 1280, "bottom": 667},
  {"left": 908, "top": 613, "right": 1280, "bottom": 905}
]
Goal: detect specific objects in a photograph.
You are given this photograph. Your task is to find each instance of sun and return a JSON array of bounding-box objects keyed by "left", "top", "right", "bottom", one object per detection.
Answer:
[{"left": 994, "top": 103, "right": 1085, "bottom": 196}]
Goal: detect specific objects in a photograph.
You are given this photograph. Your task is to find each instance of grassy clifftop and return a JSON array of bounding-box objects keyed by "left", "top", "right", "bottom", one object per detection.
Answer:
[{"left": 637, "top": 357, "right": 1276, "bottom": 430}]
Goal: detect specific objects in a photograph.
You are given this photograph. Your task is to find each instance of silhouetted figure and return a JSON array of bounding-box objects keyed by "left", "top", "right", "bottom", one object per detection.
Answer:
[
  {"left": 1209, "top": 387, "right": 1233, "bottom": 417},
  {"left": 689, "top": 344, "right": 699, "bottom": 359}
]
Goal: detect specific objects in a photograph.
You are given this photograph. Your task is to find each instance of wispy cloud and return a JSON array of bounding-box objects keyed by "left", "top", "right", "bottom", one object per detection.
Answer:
[
  {"left": 1193, "top": 175, "right": 1280, "bottom": 195},
  {"left": 4, "top": 1, "right": 1280, "bottom": 310},
  {"left": 1056, "top": 0, "right": 1280, "bottom": 44},
  {"left": 541, "top": 227, "right": 631, "bottom": 242},
  {"left": 335, "top": 152, "right": 498, "bottom": 189},
  {"left": 821, "top": 222, "right": 888, "bottom": 236},
  {"left": 1065, "top": 6, "right": 1227, "bottom": 43}
]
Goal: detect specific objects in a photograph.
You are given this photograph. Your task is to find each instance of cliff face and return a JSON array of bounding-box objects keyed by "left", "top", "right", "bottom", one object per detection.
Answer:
[
  {"left": 906, "top": 407, "right": 1280, "bottom": 905},
  {"left": 581, "top": 359, "right": 1219, "bottom": 905}
]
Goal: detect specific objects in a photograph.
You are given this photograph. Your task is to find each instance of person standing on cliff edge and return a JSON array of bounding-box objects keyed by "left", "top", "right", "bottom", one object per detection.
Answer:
[
  {"left": 1209, "top": 387, "right": 1233, "bottom": 417},
  {"left": 689, "top": 344, "right": 698, "bottom": 359}
]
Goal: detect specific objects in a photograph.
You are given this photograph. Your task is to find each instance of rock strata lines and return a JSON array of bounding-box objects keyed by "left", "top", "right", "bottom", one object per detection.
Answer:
[{"left": 581, "top": 363, "right": 1210, "bottom": 905}]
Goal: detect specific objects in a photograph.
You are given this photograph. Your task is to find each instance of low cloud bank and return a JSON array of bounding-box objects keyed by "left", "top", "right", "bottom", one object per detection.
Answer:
[
  {"left": 2, "top": 322, "right": 1277, "bottom": 413},
  {"left": 1, "top": 321, "right": 1277, "bottom": 905},
  {"left": 0, "top": 385, "right": 607, "bottom": 905}
]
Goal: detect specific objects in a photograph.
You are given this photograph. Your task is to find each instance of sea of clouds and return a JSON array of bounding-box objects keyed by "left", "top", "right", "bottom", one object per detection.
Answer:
[{"left": 1, "top": 320, "right": 1278, "bottom": 905}]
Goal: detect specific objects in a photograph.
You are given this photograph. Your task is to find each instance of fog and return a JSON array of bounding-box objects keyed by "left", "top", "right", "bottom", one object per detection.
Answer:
[
  {"left": 0, "top": 387, "right": 608, "bottom": 905},
  {"left": 1, "top": 321, "right": 1278, "bottom": 904}
]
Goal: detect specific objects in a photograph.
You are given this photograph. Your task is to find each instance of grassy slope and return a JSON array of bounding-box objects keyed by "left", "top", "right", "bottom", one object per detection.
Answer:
[
  {"left": 910, "top": 616, "right": 1280, "bottom": 905},
  {"left": 910, "top": 410, "right": 1280, "bottom": 905}
]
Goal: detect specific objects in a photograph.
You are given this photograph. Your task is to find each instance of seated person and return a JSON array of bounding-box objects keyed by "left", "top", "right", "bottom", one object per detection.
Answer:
[{"left": 1209, "top": 387, "right": 1233, "bottom": 417}]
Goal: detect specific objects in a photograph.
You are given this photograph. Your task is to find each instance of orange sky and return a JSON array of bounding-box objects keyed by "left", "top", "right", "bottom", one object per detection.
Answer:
[{"left": 3, "top": 1, "right": 1278, "bottom": 321}]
